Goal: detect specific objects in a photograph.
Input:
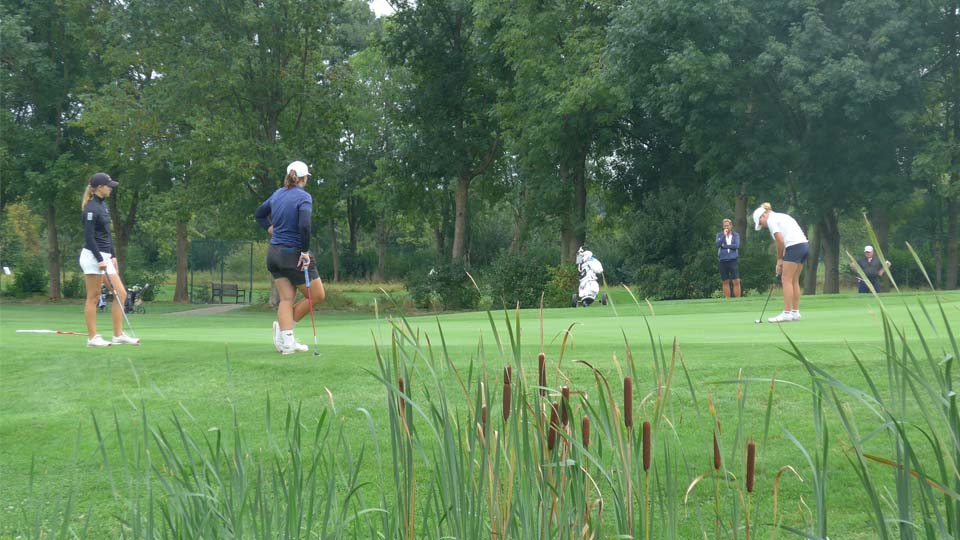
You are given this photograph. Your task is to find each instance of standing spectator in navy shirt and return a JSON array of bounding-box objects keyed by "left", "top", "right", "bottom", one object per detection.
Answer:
[
  {"left": 716, "top": 218, "right": 741, "bottom": 298},
  {"left": 255, "top": 161, "right": 325, "bottom": 355}
]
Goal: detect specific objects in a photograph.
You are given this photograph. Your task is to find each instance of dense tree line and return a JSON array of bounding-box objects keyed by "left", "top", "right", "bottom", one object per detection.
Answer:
[{"left": 2, "top": 0, "right": 957, "bottom": 301}]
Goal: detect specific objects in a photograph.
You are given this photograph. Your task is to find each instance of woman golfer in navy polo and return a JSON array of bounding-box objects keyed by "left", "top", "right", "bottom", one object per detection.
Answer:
[
  {"left": 79, "top": 173, "right": 140, "bottom": 347},
  {"left": 753, "top": 202, "right": 809, "bottom": 323},
  {"left": 255, "top": 161, "right": 325, "bottom": 355}
]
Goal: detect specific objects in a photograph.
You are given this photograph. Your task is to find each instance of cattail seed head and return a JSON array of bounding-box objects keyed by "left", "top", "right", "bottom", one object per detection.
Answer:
[
  {"left": 746, "top": 439, "right": 756, "bottom": 493},
  {"left": 561, "top": 386, "right": 570, "bottom": 427},
  {"left": 481, "top": 405, "right": 487, "bottom": 437},
  {"left": 504, "top": 365, "right": 512, "bottom": 385},
  {"left": 502, "top": 382, "right": 512, "bottom": 423},
  {"left": 538, "top": 353, "right": 546, "bottom": 397},
  {"left": 398, "top": 377, "right": 406, "bottom": 417},
  {"left": 713, "top": 432, "right": 722, "bottom": 470},
  {"left": 547, "top": 401, "right": 559, "bottom": 451},
  {"left": 642, "top": 421, "right": 651, "bottom": 471},
  {"left": 582, "top": 416, "right": 590, "bottom": 449},
  {"left": 624, "top": 377, "right": 633, "bottom": 429}
]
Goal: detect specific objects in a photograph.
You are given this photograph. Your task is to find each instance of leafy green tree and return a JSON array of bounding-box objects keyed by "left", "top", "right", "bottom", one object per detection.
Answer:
[
  {"left": 1, "top": 0, "right": 108, "bottom": 299},
  {"left": 384, "top": 0, "right": 503, "bottom": 263},
  {"left": 479, "top": 0, "right": 625, "bottom": 262}
]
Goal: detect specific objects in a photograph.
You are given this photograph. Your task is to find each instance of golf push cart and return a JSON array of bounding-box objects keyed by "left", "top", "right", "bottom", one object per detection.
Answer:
[{"left": 572, "top": 247, "right": 608, "bottom": 307}]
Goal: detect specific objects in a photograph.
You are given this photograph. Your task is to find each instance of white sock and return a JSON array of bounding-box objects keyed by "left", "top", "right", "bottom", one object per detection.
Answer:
[{"left": 282, "top": 330, "right": 295, "bottom": 349}]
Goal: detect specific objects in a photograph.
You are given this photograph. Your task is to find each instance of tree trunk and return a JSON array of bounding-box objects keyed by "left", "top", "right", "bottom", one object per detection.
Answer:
[
  {"left": 451, "top": 174, "right": 470, "bottom": 263},
  {"left": 946, "top": 190, "right": 958, "bottom": 289},
  {"left": 347, "top": 195, "right": 361, "bottom": 256},
  {"left": 509, "top": 185, "right": 528, "bottom": 255},
  {"left": 328, "top": 217, "right": 340, "bottom": 282},
  {"left": 803, "top": 223, "right": 821, "bottom": 295},
  {"left": 46, "top": 204, "right": 61, "bottom": 300},
  {"left": 820, "top": 211, "right": 840, "bottom": 294},
  {"left": 109, "top": 189, "right": 139, "bottom": 270},
  {"left": 375, "top": 213, "right": 387, "bottom": 282},
  {"left": 734, "top": 182, "right": 748, "bottom": 249},
  {"left": 868, "top": 204, "right": 891, "bottom": 255},
  {"left": 173, "top": 216, "right": 189, "bottom": 302}
]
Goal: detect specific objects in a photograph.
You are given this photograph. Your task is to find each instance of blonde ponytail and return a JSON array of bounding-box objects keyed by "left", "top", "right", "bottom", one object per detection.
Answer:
[
  {"left": 283, "top": 170, "right": 300, "bottom": 189},
  {"left": 81, "top": 185, "right": 95, "bottom": 210},
  {"left": 761, "top": 202, "right": 772, "bottom": 212}
]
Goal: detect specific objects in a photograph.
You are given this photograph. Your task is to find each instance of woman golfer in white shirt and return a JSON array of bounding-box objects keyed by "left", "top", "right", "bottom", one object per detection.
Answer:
[{"left": 753, "top": 202, "right": 809, "bottom": 322}]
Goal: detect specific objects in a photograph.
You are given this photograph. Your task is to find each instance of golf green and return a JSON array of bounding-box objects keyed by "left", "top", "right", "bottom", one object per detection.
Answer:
[{"left": 1, "top": 290, "right": 957, "bottom": 537}]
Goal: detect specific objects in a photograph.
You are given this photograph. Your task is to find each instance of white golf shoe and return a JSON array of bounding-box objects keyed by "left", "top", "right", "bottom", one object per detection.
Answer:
[
  {"left": 87, "top": 335, "right": 112, "bottom": 347},
  {"left": 112, "top": 333, "right": 141, "bottom": 345},
  {"left": 791, "top": 311, "right": 801, "bottom": 321},
  {"left": 767, "top": 312, "right": 792, "bottom": 323},
  {"left": 281, "top": 341, "right": 309, "bottom": 355},
  {"left": 272, "top": 321, "right": 282, "bottom": 353}
]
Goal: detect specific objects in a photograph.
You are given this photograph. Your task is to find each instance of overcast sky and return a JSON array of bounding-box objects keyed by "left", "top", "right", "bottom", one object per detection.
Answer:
[{"left": 370, "top": 0, "right": 395, "bottom": 17}]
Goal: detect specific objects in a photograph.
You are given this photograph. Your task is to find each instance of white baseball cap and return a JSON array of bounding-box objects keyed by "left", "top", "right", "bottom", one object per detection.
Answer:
[
  {"left": 864, "top": 245, "right": 874, "bottom": 252},
  {"left": 752, "top": 206, "right": 767, "bottom": 231},
  {"left": 286, "top": 161, "right": 310, "bottom": 178}
]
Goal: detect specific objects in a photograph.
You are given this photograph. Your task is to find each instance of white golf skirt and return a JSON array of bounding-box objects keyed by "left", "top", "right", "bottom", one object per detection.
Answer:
[{"left": 79, "top": 249, "right": 117, "bottom": 275}]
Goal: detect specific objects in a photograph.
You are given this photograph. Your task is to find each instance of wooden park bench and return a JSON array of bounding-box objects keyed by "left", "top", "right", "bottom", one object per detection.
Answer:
[{"left": 210, "top": 282, "right": 246, "bottom": 304}]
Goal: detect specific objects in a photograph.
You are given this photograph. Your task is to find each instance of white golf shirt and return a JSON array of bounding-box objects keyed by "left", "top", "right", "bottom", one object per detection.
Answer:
[{"left": 766, "top": 212, "right": 807, "bottom": 247}]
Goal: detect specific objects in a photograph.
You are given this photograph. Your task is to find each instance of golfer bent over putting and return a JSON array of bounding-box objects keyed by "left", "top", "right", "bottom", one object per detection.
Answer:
[
  {"left": 255, "top": 161, "right": 325, "bottom": 355},
  {"left": 79, "top": 173, "right": 140, "bottom": 347},
  {"left": 752, "top": 202, "right": 809, "bottom": 323}
]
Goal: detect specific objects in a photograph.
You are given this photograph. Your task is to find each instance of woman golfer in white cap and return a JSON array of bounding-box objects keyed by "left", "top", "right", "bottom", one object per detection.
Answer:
[
  {"left": 753, "top": 202, "right": 809, "bottom": 322},
  {"left": 255, "top": 161, "right": 325, "bottom": 355},
  {"left": 79, "top": 173, "right": 140, "bottom": 347}
]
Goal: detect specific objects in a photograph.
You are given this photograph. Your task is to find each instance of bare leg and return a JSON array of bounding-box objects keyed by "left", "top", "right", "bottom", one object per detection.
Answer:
[
  {"left": 275, "top": 278, "right": 297, "bottom": 330},
  {"left": 294, "top": 276, "right": 325, "bottom": 321},
  {"left": 722, "top": 279, "right": 731, "bottom": 298},
  {"left": 782, "top": 261, "right": 802, "bottom": 311},
  {"left": 84, "top": 274, "right": 103, "bottom": 338},
  {"left": 733, "top": 279, "right": 742, "bottom": 298}
]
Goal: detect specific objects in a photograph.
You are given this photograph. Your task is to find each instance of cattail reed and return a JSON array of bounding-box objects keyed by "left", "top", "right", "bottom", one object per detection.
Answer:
[
  {"left": 398, "top": 377, "right": 406, "bottom": 418},
  {"left": 548, "top": 401, "right": 559, "bottom": 451},
  {"left": 481, "top": 405, "right": 487, "bottom": 438},
  {"left": 582, "top": 416, "right": 590, "bottom": 449},
  {"left": 624, "top": 377, "right": 633, "bottom": 429},
  {"left": 561, "top": 386, "right": 570, "bottom": 427},
  {"left": 642, "top": 421, "right": 651, "bottom": 471},
  {"left": 502, "top": 366, "right": 512, "bottom": 422},
  {"left": 746, "top": 439, "right": 756, "bottom": 493},
  {"left": 538, "top": 353, "right": 546, "bottom": 397},
  {"left": 713, "top": 433, "right": 721, "bottom": 470}
]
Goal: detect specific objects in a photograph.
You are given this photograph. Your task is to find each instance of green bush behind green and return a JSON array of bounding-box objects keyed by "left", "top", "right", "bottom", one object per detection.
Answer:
[
  {"left": 9, "top": 260, "right": 47, "bottom": 297},
  {"left": 405, "top": 260, "right": 480, "bottom": 310}
]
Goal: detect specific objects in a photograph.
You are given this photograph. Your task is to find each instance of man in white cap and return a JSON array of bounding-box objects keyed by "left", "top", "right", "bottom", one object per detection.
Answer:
[{"left": 853, "top": 245, "right": 887, "bottom": 293}]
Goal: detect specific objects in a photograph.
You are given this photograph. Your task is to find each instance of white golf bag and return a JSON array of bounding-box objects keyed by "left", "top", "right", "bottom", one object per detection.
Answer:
[{"left": 572, "top": 247, "right": 608, "bottom": 307}]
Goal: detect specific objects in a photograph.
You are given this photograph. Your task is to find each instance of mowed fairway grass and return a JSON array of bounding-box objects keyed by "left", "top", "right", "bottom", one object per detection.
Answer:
[{"left": 1, "top": 290, "right": 958, "bottom": 537}]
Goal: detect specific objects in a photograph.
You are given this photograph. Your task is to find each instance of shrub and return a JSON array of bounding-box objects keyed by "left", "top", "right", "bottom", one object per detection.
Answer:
[
  {"left": 405, "top": 260, "right": 479, "bottom": 311},
  {"left": 61, "top": 273, "right": 86, "bottom": 299},
  {"left": 10, "top": 260, "right": 48, "bottom": 297},
  {"left": 482, "top": 252, "right": 552, "bottom": 309},
  {"left": 543, "top": 263, "right": 579, "bottom": 308}
]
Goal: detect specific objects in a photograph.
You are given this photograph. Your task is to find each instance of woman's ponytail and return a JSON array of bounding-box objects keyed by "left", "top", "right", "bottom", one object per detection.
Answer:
[
  {"left": 761, "top": 202, "right": 772, "bottom": 212},
  {"left": 283, "top": 170, "right": 300, "bottom": 189},
  {"left": 81, "top": 185, "right": 95, "bottom": 209}
]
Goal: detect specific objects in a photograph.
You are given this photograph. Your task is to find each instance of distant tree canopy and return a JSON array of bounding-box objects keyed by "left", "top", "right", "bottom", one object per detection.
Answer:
[{"left": 1, "top": 0, "right": 957, "bottom": 300}]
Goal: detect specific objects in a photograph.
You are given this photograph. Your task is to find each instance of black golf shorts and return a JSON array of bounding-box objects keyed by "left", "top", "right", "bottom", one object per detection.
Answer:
[
  {"left": 783, "top": 242, "right": 810, "bottom": 264},
  {"left": 266, "top": 244, "right": 318, "bottom": 285},
  {"left": 718, "top": 260, "right": 739, "bottom": 280}
]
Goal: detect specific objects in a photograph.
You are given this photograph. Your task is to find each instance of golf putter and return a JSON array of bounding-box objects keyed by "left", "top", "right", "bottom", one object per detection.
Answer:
[
  {"left": 755, "top": 275, "right": 780, "bottom": 324},
  {"left": 303, "top": 265, "right": 321, "bottom": 356},
  {"left": 104, "top": 271, "right": 138, "bottom": 340}
]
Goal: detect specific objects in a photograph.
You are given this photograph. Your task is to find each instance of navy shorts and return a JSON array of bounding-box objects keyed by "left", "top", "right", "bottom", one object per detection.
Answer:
[
  {"left": 266, "top": 244, "right": 319, "bottom": 285},
  {"left": 718, "top": 260, "right": 739, "bottom": 280},
  {"left": 783, "top": 242, "right": 810, "bottom": 264}
]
